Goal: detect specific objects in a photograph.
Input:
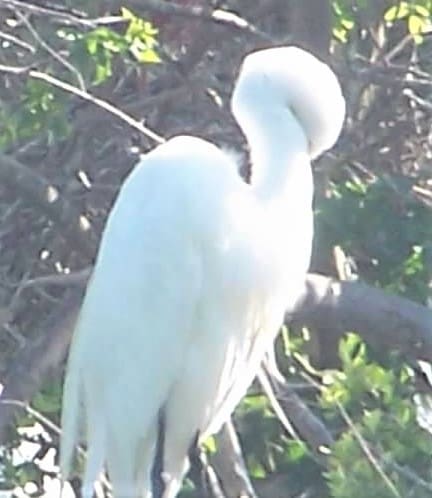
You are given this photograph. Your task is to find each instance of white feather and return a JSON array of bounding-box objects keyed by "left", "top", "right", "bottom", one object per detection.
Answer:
[{"left": 60, "top": 46, "right": 345, "bottom": 498}]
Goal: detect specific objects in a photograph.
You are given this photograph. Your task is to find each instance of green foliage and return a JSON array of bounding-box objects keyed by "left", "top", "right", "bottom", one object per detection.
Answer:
[
  {"left": 0, "top": 8, "right": 159, "bottom": 151},
  {"left": 121, "top": 7, "right": 160, "bottom": 64},
  {"left": 323, "top": 334, "right": 432, "bottom": 498},
  {"left": 0, "top": 379, "right": 63, "bottom": 492},
  {"left": 32, "top": 378, "right": 63, "bottom": 416},
  {"left": 0, "top": 80, "right": 69, "bottom": 146},
  {"left": 316, "top": 176, "right": 432, "bottom": 303},
  {"left": 384, "top": 1, "right": 432, "bottom": 42},
  {"left": 234, "top": 390, "right": 319, "bottom": 491},
  {"left": 72, "top": 8, "right": 160, "bottom": 85},
  {"left": 332, "top": 0, "right": 358, "bottom": 43},
  {"left": 332, "top": 0, "right": 432, "bottom": 43}
]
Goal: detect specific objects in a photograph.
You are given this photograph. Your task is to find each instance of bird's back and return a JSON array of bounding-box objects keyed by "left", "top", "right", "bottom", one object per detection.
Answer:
[{"left": 61, "top": 135, "right": 312, "bottom": 498}]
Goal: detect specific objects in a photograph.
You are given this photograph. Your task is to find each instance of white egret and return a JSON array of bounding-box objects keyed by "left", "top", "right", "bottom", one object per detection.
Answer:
[{"left": 60, "top": 46, "right": 345, "bottom": 498}]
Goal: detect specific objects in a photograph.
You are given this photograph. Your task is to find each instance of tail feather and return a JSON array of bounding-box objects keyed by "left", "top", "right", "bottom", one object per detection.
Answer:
[
  {"left": 60, "top": 366, "right": 82, "bottom": 485},
  {"left": 61, "top": 357, "right": 160, "bottom": 497},
  {"left": 105, "top": 416, "right": 156, "bottom": 498},
  {"left": 81, "top": 419, "right": 106, "bottom": 498}
]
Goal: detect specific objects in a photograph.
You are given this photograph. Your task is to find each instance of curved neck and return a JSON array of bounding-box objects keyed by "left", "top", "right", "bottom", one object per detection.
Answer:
[{"left": 242, "top": 108, "right": 313, "bottom": 206}]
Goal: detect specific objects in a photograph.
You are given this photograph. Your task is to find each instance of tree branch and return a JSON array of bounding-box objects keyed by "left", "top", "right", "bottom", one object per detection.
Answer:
[
  {"left": 0, "top": 289, "right": 83, "bottom": 443},
  {"left": 0, "top": 65, "right": 165, "bottom": 144},
  {"left": 211, "top": 421, "right": 258, "bottom": 498},
  {"left": 0, "top": 153, "right": 95, "bottom": 258},
  {"left": 294, "top": 274, "right": 432, "bottom": 362},
  {"left": 259, "top": 363, "right": 334, "bottom": 463},
  {"left": 0, "top": 0, "right": 272, "bottom": 40}
]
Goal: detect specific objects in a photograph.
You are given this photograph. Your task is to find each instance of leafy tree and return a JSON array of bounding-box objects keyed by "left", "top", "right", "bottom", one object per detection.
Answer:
[{"left": 0, "top": 1, "right": 432, "bottom": 497}]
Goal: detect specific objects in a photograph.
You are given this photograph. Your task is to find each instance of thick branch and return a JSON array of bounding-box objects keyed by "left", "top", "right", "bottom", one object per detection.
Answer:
[{"left": 293, "top": 274, "right": 432, "bottom": 362}]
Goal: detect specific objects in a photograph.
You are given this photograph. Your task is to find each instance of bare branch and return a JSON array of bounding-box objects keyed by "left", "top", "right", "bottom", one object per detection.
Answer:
[
  {"left": 337, "top": 401, "right": 402, "bottom": 498},
  {"left": 0, "top": 64, "right": 165, "bottom": 144},
  {"left": 211, "top": 421, "right": 258, "bottom": 498},
  {"left": 19, "top": 268, "right": 91, "bottom": 292},
  {"left": 0, "top": 289, "right": 83, "bottom": 443},
  {"left": 0, "top": 0, "right": 273, "bottom": 40},
  {"left": 13, "top": 8, "right": 86, "bottom": 90},
  {"left": 260, "top": 362, "right": 333, "bottom": 463},
  {"left": 0, "top": 153, "right": 95, "bottom": 258},
  {"left": 0, "top": 29, "right": 35, "bottom": 52}
]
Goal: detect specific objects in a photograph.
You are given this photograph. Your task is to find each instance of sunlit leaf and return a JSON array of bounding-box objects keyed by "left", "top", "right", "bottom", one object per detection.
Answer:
[
  {"left": 408, "top": 14, "right": 427, "bottom": 34},
  {"left": 384, "top": 2, "right": 410, "bottom": 22}
]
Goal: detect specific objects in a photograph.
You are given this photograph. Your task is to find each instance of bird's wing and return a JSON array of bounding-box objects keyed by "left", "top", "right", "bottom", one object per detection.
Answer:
[{"left": 60, "top": 136, "right": 242, "bottom": 497}]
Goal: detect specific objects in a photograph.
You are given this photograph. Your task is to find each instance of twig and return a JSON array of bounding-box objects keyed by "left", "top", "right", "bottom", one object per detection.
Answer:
[
  {"left": 0, "top": 152, "right": 95, "bottom": 258},
  {"left": 0, "top": 0, "right": 273, "bottom": 40},
  {"left": 260, "top": 360, "right": 334, "bottom": 463},
  {"left": 384, "top": 458, "right": 432, "bottom": 492},
  {"left": 0, "top": 0, "right": 96, "bottom": 26},
  {"left": 13, "top": 8, "right": 86, "bottom": 90},
  {"left": 1, "top": 399, "right": 61, "bottom": 436},
  {"left": 258, "top": 367, "right": 300, "bottom": 440},
  {"left": 0, "top": 29, "right": 35, "bottom": 52},
  {"left": 300, "top": 371, "right": 402, "bottom": 498},
  {"left": 404, "top": 88, "right": 432, "bottom": 111},
  {"left": 0, "top": 289, "right": 83, "bottom": 444},
  {"left": 337, "top": 402, "right": 402, "bottom": 498},
  {"left": 211, "top": 421, "right": 258, "bottom": 498},
  {"left": 0, "top": 64, "right": 164, "bottom": 144},
  {"left": 19, "top": 268, "right": 91, "bottom": 291},
  {"left": 189, "top": 444, "right": 227, "bottom": 498},
  {"left": 0, "top": 400, "right": 112, "bottom": 494},
  {"left": 142, "top": 0, "right": 270, "bottom": 39},
  {"left": 383, "top": 34, "right": 413, "bottom": 64}
]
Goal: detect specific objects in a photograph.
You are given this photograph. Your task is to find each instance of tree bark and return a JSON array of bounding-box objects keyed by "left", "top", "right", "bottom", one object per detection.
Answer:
[{"left": 288, "top": 0, "right": 332, "bottom": 59}]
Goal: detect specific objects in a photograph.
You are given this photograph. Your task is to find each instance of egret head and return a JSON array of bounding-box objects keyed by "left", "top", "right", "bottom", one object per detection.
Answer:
[{"left": 231, "top": 46, "right": 345, "bottom": 159}]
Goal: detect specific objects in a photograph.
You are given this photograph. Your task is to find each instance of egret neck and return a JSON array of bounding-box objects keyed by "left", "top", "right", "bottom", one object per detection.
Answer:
[{"left": 246, "top": 107, "right": 313, "bottom": 210}]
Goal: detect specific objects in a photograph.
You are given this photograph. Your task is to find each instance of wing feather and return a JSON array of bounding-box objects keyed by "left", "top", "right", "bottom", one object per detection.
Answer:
[
  {"left": 61, "top": 135, "right": 304, "bottom": 498},
  {"left": 60, "top": 138, "right": 234, "bottom": 496}
]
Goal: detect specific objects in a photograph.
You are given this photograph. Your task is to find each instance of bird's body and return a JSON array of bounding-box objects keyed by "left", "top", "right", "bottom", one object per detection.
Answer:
[{"left": 61, "top": 47, "right": 345, "bottom": 498}]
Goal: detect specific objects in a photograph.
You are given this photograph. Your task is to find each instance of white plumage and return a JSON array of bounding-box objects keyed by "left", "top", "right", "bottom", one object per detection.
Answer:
[{"left": 60, "top": 46, "right": 345, "bottom": 498}]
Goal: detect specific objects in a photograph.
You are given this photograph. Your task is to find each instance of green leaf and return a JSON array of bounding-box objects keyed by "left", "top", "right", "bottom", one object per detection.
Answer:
[
  {"left": 384, "top": 2, "right": 410, "bottom": 22},
  {"left": 202, "top": 435, "right": 217, "bottom": 454},
  {"left": 414, "top": 4, "right": 430, "bottom": 17},
  {"left": 339, "top": 333, "right": 366, "bottom": 367},
  {"left": 94, "top": 60, "right": 112, "bottom": 84},
  {"left": 121, "top": 6, "right": 135, "bottom": 20},
  {"left": 133, "top": 47, "right": 161, "bottom": 63},
  {"left": 408, "top": 14, "right": 427, "bottom": 34},
  {"left": 86, "top": 35, "right": 98, "bottom": 55},
  {"left": 333, "top": 26, "right": 349, "bottom": 43},
  {"left": 285, "top": 440, "right": 307, "bottom": 462},
  {"left": 120, "top": 7, "right": 160, "bottom": 61},
  {"left": 362, "top": 409, "right": 382, "bottom": 432}
]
